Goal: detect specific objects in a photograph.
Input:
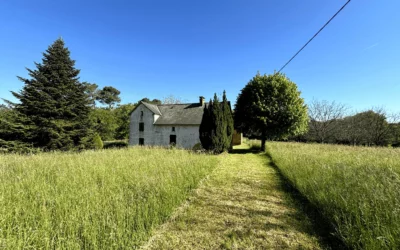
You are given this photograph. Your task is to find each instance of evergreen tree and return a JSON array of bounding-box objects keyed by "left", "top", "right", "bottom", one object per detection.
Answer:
[
  {"left": 222, "top": 91, "right": 234, "bottom": 150},
  {"left": 10, "top": 38, "right": 93, "bottom": 151},
  {"left": 199, "top": 93, "right": 234, "bottom": 153},
  {"left": 210, "top": 94, "right": 226, "bottom": 153},
  {"left": 199, "top": 99, "right": 213, "bottom": 150}
]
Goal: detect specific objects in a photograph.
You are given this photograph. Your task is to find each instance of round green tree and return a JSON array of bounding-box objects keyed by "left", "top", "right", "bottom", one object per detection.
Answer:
[{"left": 234, "top": 73, "right": 308, "bottom": 151}]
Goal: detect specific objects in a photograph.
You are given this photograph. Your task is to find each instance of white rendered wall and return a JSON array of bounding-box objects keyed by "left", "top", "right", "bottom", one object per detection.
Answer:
[{"left": 129, "top": 104, "right": 200, "bottom": 149}]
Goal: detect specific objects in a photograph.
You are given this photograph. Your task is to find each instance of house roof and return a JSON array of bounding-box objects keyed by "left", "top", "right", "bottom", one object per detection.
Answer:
[
  {"left": 142, "top": 102, "right": 162, "bottom": 115},
  {"left": 133, "top": 101, "right": 206, "bottom": 125},
  {"left": 155, "top": 103, "right": 207, "bottom": 125},
  {"left": 131, "top": 100, "right": 230, "bottom": 126}
]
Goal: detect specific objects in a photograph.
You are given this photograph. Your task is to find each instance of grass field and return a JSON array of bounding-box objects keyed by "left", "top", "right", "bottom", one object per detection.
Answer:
[
  {"left": 143, "top": 144, "right": 322, "bottom": 249},
  {"left": 267, "top": 142, "right": 400, "bottom": 249},
  {"left": 0, "top": 147, "right": 217, "bottom": 249}
]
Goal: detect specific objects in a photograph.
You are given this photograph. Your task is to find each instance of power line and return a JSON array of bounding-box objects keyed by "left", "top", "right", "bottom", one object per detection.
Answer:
[{"left": 277, "top": 0, "right": 352, "bottom": 74}]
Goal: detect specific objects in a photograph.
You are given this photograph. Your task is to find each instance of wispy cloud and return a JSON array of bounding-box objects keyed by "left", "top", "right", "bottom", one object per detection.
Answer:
[{"left": 363, "top": 43, "right": 379, "bottom": 51}]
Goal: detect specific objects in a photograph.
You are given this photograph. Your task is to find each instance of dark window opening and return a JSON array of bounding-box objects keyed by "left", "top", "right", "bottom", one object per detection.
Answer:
[
  {"left": 139, "top": 138, "right": 144, "bottom": 146},
  {"left": 139, "top": 122, "right": 144, "bottom": 131},
  {"left": 140, "top": 111, "right": 144, "bottom": 120},
  {"left": 172, "top": 126, "right": 175, "bottom": 132},
  {"left": 170, "top": 135, "right": 176, "bottom": 145}
]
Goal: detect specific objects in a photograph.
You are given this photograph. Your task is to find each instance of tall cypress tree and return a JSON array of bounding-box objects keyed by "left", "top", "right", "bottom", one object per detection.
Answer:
[
  {"left": 10, "top": 38, "right": 93, "bottom": 151},
  {"left": 199, "top": 99, "right": 213, "bottom": 150},
  {"left": 222, "top": 90, "right": 234, "bottom": 150},
  {"left": 199, "top": 93, "right": 234, "bottom": 153},
  {"left": 210, "top": 94, "right": 226, "bottom": 153}
]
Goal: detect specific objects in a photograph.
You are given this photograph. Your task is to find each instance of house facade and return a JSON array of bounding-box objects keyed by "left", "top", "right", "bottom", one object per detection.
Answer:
[{"left": 129, "top": 97, "right": 206, "bottom": 149}]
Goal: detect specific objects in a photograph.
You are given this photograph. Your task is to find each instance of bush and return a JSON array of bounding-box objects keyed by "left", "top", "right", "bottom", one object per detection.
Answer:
[
  {"left": 103, "top": 140, "right": 128, "bottom": 149},
  {"left": 92, "top": 134, "right": 103, "bottom": 149}
]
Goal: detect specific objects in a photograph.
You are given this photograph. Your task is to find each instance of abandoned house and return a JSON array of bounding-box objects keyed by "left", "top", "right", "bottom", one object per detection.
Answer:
[
  {"left": 129, "top": 97, "right": 206, "bottom": 149},
  {"left": 129, "top": 96, "right": 242, "bottom": 149}
]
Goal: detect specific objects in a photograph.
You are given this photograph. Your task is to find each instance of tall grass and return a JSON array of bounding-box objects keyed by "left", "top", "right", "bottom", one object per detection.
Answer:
[
  {"left": 0, "top": 147, "right": 217, "bottom": 249},
  {"left": 267, "top": 142, "right": 400, "bottom": 249}
]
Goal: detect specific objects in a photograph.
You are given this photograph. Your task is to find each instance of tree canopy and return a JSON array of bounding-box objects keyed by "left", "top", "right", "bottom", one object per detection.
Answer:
[
  {"left": 96, "top": 86, "right": 121, "bottom": 108},
  {"left": 8, "top": 38, "right": 93, "bottom": 151},
  {"left": 235, "top": 73, "right": 308, "bottom": 151}
]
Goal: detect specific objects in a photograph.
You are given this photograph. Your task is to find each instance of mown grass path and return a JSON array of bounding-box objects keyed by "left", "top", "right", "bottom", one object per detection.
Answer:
[{"left": 142, "top": 145, "right": 324, "bottom": 249}]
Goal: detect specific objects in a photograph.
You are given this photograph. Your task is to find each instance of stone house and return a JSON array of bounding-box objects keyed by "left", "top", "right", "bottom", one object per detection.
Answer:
[
  {"left": 129, "top": 97, "right": 206, "bottom": 149},
  {"left": 129, "top": 96, "right": 242, "bottom": 149}
]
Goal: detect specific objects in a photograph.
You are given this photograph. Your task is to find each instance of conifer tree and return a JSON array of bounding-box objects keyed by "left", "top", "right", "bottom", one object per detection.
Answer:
[
  {"left": 210, "top": 93, "right": 226, "bottom": 153},
  {"left": 199, "top": 93, "right": 234, "bottom": 153},
  {"left": 199, "top": 99, "right": 213, "bottom": 150},
  {"left": 222, "top": 91, "right": 234, "bottom": 150},
  {"left": 10, "top": 38, "right": 93, "bottom": 150}
]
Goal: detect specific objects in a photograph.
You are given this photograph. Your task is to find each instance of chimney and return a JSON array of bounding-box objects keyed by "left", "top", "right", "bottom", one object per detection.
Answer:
[{"left": 199, "top": 96, "right": 205, "bottom": 106}]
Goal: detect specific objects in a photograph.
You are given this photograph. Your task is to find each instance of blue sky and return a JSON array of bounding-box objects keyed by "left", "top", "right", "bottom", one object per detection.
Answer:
[{"left": 1, "top": 0, "right": 399, "bottom": 113}]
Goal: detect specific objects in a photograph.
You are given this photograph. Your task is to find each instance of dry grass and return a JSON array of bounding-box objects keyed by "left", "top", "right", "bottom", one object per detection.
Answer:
[{"left": 142, "top": 145, "right": 323, "bottom": 249}]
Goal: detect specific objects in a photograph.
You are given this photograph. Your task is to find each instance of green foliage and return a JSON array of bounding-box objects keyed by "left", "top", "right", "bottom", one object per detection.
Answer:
[
  {"left": 210, "top": 94, "right": 226, "bottom": 153},
  {"left": 8, "top": 38, "right": 93, "bottom": 151},
  {"left": 222, "top": 91, "right": 234, "bottom": 150},
  {"left": 0, "top": 148, "right": 217, "bottom": 248},
  {"left": 82, "top": 82, "right": 99, "bottom": 108},
  {"left": 268, "top": 142, "right": 400, "bottom": 249},
  {"left": 114, "top": 103, "right": 135, "bottom": 140},
  {"left": 103, "top": 140, "right": 128, "bottom": 149},
  {"left": 90, "top": 108, "right": 117, "bottom": 141},
  {"left": 235, "top": 73, "right": 308, "bottom": 150},
  {"left": 199, "top": 100, "right": 213, "bottom": 150},
  {"left": 96, "top": 86, "right": 121, "bottom": 108},
  {"left": 92, "top": 133, "right": 103, "bottom": 149},
  {"left": 337, "top": 110, "right": 392, "bottom": 146},
  {"left": 139, "top": 98, "right": 162, "bottom": 105},
  {"left": 199, "top": 92, "right": 234, "bottom": 154}
]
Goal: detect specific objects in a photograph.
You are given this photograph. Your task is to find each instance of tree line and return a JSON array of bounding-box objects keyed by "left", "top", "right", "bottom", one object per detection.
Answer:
[
  {"left": 0, "top": 38, "right": 185, "bottom": 153},
  {"left": 293, "top": 100, "right": 400, "bottom": 147},
  {"left": 1, "top": 38, "right": 397, "bottom": 153}
]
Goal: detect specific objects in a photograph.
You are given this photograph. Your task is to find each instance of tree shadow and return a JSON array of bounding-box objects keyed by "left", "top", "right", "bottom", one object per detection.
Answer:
[
  {"left": 229, "top": 148, "right": 261, "bottom": 155},
  {"left": 264, "top": 151, "right": 348, "bottom": 250}
]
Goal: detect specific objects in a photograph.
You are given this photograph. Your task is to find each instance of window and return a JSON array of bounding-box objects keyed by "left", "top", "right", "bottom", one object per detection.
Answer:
[
  {"left": 140, "top": 111, "right": 143, "bottom": 120},
  {"left": 139, "top": 122, "right": 144, "bottom": 131},
  {"left": 170, "top": 135, "right": 176, "bottom": 145},
  {"left": 139, "top": 138, "right": 144, "bottom": 146},
  {"left": 172, "top": 126, "right": 175, "bottom": 132}
]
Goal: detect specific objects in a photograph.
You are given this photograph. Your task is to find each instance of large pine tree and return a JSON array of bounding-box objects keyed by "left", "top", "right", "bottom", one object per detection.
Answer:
[{"left": 10, "top": 38, "right": 93, "bottom": 150}]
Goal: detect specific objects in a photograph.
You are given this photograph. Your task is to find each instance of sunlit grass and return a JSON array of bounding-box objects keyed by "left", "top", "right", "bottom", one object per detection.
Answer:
[
  {"left": 0, "top": 147, "right": 217, "bottom": 249},
  {"left": 267, "top": 142, "right": 400, "bottom": 249}
]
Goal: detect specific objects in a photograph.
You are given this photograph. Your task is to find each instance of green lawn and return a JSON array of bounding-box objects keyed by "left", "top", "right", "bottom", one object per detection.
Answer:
[{"left": 143, "top": 145, "right": 323, "bottom": 249}]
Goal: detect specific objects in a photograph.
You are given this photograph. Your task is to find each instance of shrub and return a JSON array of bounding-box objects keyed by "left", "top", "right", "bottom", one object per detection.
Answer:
[{"left": 92, "top": 134, "right": 103, "bottom": 149}]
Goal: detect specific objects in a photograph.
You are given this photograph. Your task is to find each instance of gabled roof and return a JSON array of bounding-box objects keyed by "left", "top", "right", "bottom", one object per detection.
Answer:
[
  {"left": 131, "top": 101, "right": 207, "bottom": 125},
  {"left": 131, "top": 100, "right": 230, "bottom": 126},
  {"left": 142, "top": 102, "right": 161, "bottom": 115},
  {"left": 155, "top": 103, "right": 207, "bottom": 125}
]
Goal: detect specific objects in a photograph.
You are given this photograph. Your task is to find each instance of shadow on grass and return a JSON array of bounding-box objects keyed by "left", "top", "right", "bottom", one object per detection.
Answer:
[
  {"left": 230, "top": 147, "right": 347, "bottom": 249},
  {"left": 264, "top": 151, "right": 348, "bottom": 250},
  {"left": 229, "top": 148, "right": 262, "bottom": 155}
]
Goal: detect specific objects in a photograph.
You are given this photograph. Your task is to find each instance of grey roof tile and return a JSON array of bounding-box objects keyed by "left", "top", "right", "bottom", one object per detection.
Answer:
[
  {"left": 135, "top": 102, "right": 207, "bottom": 125},
  {"left": 155, "top": 103, "right": 207, "bottom": 125},
  {"left": 142, "top": 102, "right": 162, "bottom": 115}
]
